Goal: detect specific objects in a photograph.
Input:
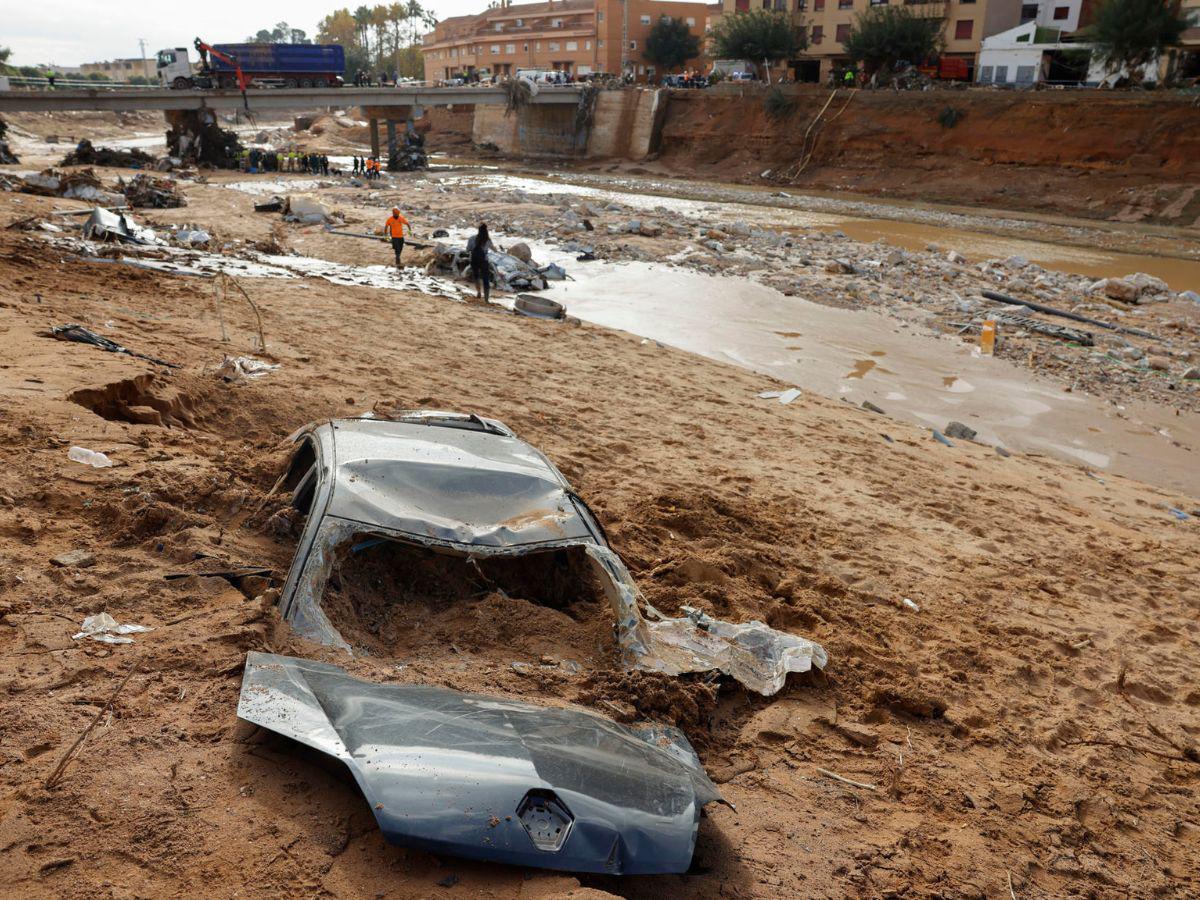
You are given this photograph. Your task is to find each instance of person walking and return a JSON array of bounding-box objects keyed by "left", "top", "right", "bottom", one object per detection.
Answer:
[
  {"left": 467, "top": 223, "right": 494, "bottom": 301},
  {"left": 382, "top": 206, "right": 410, "bottom": 268}
]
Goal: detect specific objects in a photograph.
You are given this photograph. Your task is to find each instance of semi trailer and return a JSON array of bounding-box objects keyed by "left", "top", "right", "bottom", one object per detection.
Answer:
[{"left": 157, "top": 39, "right": 345, "bottom": 90}]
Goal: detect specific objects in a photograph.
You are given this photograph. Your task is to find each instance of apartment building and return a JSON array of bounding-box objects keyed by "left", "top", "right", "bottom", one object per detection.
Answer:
[
  {"left": 79, "top": 58, "right": 156, "bottom": 82},
  {"left": 422, "top": 0, "right": 718, "bottom": 83},
  {"left": 716, "top": 0, "right": 1091, "bottom": 81}
]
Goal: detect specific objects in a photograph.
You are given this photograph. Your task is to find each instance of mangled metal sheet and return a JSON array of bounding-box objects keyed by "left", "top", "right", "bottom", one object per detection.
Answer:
[
  {"left": 82, "top": 207, "right": 159, "bottom": 245},
  {"left": 277, "top": 415, "right": 828, "bottom": 695},
  {"left": 238, "top": 651, "right": 726, "bottom": 874}
]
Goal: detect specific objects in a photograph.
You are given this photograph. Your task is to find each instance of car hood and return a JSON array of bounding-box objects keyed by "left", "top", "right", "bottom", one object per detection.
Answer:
[{"left": 238, "top": 652, "right": 727, "bottom": 875}]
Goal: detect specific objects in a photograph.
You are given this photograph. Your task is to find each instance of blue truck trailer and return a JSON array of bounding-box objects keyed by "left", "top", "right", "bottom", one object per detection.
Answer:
[{"left": 157, "top": 40, "right": 346, "bottom": 89}]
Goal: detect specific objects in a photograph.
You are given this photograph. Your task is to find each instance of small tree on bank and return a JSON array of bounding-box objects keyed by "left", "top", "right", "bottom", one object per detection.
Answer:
[
  {"left": 843, "top": 7, "right": 945, "bottom": 78},
  {"left": 1085, "top": 0, "right": 1186, "bottom": 85},
  {"left": 710, "top": 10, "right": 806, "bottom": 84},
  {"left": 644, "top": 16, "right": 701, "bottom": 74}
]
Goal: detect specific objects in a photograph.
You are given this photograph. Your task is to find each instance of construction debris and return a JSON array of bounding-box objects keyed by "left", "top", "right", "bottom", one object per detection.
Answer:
[
  {"left": 283, "top": 195, "right": 335, "bottom": 224},
  {"left": 122, "top": 173, "right": 187, "bottom": 209},
  {"left": 60, "top": 139, "right": 155, "bottom": 169},
  {"left": 82, "top": 207, "right": 159, "bottom": 245},
  {"left": 428, "top": 244, "right": 550, "bottom": 292},
  {"left": 387, "top": 120, "right": 428, "bottom": 172},
  {"left": 72, "top": 612, "right": 154, "bottom": 645},
  {"left": 166, "top": 109, "right": 242, "bottom": 168},
  {"left": 51, "top": 323, "right": 179, "bottom": 368},
  {"left": 16, "top": 168, "right": 124, "bottom": 206},
  {"left": 0, "top": 116, "right": 18, "bottom": 165}
]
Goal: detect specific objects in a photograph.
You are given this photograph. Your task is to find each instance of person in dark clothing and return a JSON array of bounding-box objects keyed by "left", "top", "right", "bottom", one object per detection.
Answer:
[
  {"left": 467, "top": 223, "right": 494, "bottom": 301},
  {"left": 322, "top": 155, "right": 330, "bottom": 176}
]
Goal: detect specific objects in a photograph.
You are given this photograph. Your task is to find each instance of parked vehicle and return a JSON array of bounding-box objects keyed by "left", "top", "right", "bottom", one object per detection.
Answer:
[{"left": 157, "top": 38, "right": 345, "bottom": 90}]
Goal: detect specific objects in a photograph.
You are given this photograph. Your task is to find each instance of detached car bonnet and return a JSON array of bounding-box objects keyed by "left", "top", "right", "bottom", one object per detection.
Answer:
[{"left": 239, "top": 652, "right": 726, "bottom": 875}]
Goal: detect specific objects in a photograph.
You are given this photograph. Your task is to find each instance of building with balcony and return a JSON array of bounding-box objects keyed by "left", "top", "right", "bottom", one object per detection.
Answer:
[
  {"left": 421, "top": 0, "right": 720, "bottom": 83},
  {"left": 715, "top": 0, "right": 1102, "bottom": 82}
]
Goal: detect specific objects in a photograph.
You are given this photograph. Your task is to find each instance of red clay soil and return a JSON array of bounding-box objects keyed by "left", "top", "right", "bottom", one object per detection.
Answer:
[
  {"left": 655, "top": 87, "right": 1200, "bottom": 227},
  {"left": 0, "top": 208, "right": 1198, "bottom": 898}
]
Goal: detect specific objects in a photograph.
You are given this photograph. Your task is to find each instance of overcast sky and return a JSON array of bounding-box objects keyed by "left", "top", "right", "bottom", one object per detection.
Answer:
[{"left": 6, "top": 0, "right": 704, "bottom": 67}]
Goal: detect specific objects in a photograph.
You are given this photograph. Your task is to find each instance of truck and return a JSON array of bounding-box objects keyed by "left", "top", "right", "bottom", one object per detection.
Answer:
[{"left": 156, "top": 39, "right": 345, "bottom": 90}]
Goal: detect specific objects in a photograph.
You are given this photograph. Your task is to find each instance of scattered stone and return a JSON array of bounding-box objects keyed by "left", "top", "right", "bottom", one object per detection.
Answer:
[
  {"left": 824, "top": 259, "right": 854, "bottom": 275},
  {"left": 1180, "top": 290, "right": 1200, "bottom": 305},
  {"left": 861, "top": 400, "right": 886, "bottom": 415},
  {"left": 1182, "top": 367, "right": 1200, "bottom": 380},
  {"left": 946, "top": 250, "right": 967, "bottom": 264},
  {"left": 51, "top": 550, "right": 95, "bottom": 569},
  {"left": 944, "top": 421, "right": 977, "bottom": 441},
  {"left": 1097, "top": 278, "right": 1140, "bottom": 304},
  {"left": 1146, "top": 356, "right": 1171, "bottom": 372},
  {"left": 507, "top": 242, "right": 532, "bottom": 263},
  {"left": 639, "top": 223, "right": 662, "bottom": 237}
]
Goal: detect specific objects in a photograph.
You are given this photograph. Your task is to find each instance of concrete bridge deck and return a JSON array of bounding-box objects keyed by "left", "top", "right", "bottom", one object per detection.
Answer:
[{"left": 0, "top": 85, "right": 582, "bottom": 114}]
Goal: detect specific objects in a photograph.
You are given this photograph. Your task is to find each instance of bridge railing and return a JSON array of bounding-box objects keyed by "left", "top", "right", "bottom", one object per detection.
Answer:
[{"left": 2, "top": 76, "right": 160, "bottom": 91}]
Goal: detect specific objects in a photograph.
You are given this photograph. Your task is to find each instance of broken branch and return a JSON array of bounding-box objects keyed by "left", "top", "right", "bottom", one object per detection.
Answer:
[
  {"left": 45, "top": 658, "right": 141, "bottom": 789},
  {"left": 817, "top": 767, "right": 879, "bottom": 792}
]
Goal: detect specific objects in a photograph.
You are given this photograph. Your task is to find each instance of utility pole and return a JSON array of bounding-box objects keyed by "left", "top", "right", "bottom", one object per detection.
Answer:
[
  {"left": 137, "top": 38, "right": 148, "bottom": 80},
  {"left": 621, "top": 0, "right": 628, "bottom": 77}
]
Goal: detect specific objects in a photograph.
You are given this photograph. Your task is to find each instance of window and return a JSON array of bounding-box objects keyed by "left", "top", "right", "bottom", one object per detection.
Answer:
[
  {"left": 838, "top": 0, "right": 852, "bottom": 8},
  {"left": 551, "top": 17, "right": 563, "bottom": 27},
  {"left": 506, "top": 43, "right": 515, "bottom": 54},
  {"left": 598, "top": 10, "right": 604, "bottom": 21},
  {"left": 515, "top": 18, "right": 523, "bottom": 26},
  {"left": 535, "top": 41, "right": 541, "bottom": 50},
  {"left": 870, "top": 0, "right": 887, "bottom": 5},
  {"left": 813, "top": 0, "right": 824, "bottom": 8},
  {"left": 978, "top": 64, "right": 993, "bottom": 83},
  {"left": 774, "top": 0, "right": 786, "bottom": 8},
  {"left": 1020, "top": 3, "right": 1038, "bottom": 21},
  {"left": 598, "top": 39, "right": 604, "bottom": 47},
  {"left": 629, "top": 40, "right": 637, "bottom": 50},
  {"left": 1015, "top": 32, "right": 1030, "bottom": 42},
  {"left": 494, "top": 22, "right": 503, "bottom": 31},
  {"left": 548, "top": 41, "right": 560, "bottom": 51},
  {"left": 490, "top": 45, "right": 499, "bottom": 54},
  {"left": 1016, "top": 65, "right": 1036, "bottom": 83},
  {"left": 585, "top": 40, "right": 591, "bottom": 49},
  {"left": 811, "top": 24, "right": 823, "bottom": 43},
  {"left": 836, "top": 23, "right": 850, "bottom": 40},
  {"left": 954, "top": 19, "right": 973, "bottom": 39},
  {"left": 566, "top": 40, "right": 578, "bottom": 51},
  {"left": 1052, "top": 5, "right": 1068, "bottom": 18},
  {"left": 641, "top": 14, "right": 651, "bottom": 24},
  {"left": 686, "top": 16, "right": 696, "bottom": 25},
  {"left": 994, "top": 64, "right": 1008, "bottom": 81}
]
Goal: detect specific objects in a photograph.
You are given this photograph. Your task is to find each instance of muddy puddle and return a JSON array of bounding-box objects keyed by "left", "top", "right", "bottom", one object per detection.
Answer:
[
  {"left": 441, "top": 172, "right": 1200, "bottom": 291},
  {"left": 513, "top": 243, "right": 1199, "bottom": 495}
]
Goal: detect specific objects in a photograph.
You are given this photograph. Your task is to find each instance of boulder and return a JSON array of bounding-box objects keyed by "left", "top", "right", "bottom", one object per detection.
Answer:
[
  {"left": 507, "top": 242, "right": 533, "bottom": 263},
  {"left": 944, "top": 421, "right": 977, "bottom": 441},
  {"left": 1097, "top": 278, "right": 1139, "bottom": 303}
]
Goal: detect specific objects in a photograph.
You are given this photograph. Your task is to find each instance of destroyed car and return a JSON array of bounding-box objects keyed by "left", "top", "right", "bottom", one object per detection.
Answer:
[
  {"left": 274, "top": 412, "right": 827, "bottom": 695},
  {"left": 239, "top": 651, "right": 727, "bottom": 874}
]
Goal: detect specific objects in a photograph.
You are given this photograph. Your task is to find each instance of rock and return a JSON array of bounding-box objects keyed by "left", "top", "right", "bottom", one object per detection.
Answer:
[
  {"left": 944, "top": 421, "right": 977, "bottom": 441},
  {"left": 1180, "top": 290, "right": 1200, "bottom": 305},
  {"left": 702, "top": 239, "right": 724, "bottom": 252},
  {"left": 729, "top": 221, "right": 751, "bottom": 237},
  {"left": 1128, "top": 272, "right": 1169, "bottom": 295},
  {"left": 1098, "top": 278, "right": 1140, "bottom": 303},
  {"left": 1181, "top": 367, "right": 1200, "bottom": 380},
  {"left": 51, "top": 550, "right": 95, "bottom": 569},
  {"left": 639, "top": 223, "right": 662, "bottom": 237},
  {"left": 625, "top": 219, "right": 642, "bottom": 233},
  {"left": 833, "top": 721, "right": 880, "bottom": 749},
  {"left": 884, "top": 249, "right": 907, "bottom": 266},
  {"left": 946, "top": 250, "right": 967, "bottom": 265},
  {"left": 705, "top": 228, "right": 727, "bottom": 240},
  {"left": 507, "top": 242, "right": 532, "bottom": 263},
  {"left": 824, "top": 259, "right": 854, "bottom": 275},
  {"left": 1146, "top": 356, "right": 1172, "bottom": 372},
  {"left": 1005, "top": 255, "right": 1030, "bottom": 268}
]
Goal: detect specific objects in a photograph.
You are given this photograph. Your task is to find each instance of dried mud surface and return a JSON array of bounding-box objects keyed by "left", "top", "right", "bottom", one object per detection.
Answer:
[{"left": 1, "top": 179, "right": 1199, "bottom": 899}]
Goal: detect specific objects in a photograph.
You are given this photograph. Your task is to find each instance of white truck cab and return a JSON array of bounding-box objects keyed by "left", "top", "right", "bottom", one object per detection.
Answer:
[{"left": 156, "top": 48, "right": 195, "bottom": 89}]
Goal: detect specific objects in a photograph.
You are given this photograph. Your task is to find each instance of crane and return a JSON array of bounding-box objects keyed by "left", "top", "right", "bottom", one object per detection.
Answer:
[{"left": 193, "top": 37, "right": 250, "bottom": 108}]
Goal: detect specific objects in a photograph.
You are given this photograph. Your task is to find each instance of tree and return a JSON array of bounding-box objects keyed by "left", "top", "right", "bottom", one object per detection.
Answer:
[
  {"left": 842, "top": 7, "right": 945, "bottom": 76},
  {"left": 710, "top": 11, "right": 805, "bottom": 83},
  {"left": 1085, "top": 0, "right": 1186, "bottom": 84},
  {"left": 246, "top": 22, "right": 311, "bottom": 43},
  {"left": 643, "top": 16, "right": 701, "bottom": 73}
]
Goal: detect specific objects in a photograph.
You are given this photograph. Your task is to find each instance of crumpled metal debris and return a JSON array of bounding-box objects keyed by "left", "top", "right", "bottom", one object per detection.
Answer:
[
  {"left": 81, "top": 207, "right": 159, "bottom": 245},
  {"left": 73, "top": 612, "right": 154, "bottom": 644},
  {"left": 428, "top": 244, "right": 550, "bottom": 292},
  {"left": 238, "top": 651, "right": 726, "bottom": 873},
  {"left": 61, "top": 139, "right": 155, "bottom": 168},
  {"left": 19, "top": 168, "right": 125, "bottom": 206},
  {"left": 277, "top": 417, "right": 827, "bottom": 695},
  {"left": 386, "top": 120, "right": 428, "bottom": 172}
]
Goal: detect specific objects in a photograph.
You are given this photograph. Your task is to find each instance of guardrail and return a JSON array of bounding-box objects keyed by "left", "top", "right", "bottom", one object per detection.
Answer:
[{"left": 3, "top": 76, "right": 159, "bottom": 91}]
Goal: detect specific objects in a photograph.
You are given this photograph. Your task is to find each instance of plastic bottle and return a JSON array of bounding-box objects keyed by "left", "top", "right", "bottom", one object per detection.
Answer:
[{"left": 68, "top": 446, "right": 114, "bottom": 468}]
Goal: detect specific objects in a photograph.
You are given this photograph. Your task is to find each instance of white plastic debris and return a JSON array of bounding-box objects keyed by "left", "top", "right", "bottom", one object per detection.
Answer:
[
  {"left": 174, "top": 225, "right": 211, "bottom": 246},
  {"left": 73, "top": 612, "right": 154, "bottom": 644},
  {"left": 217, "top": 355, "right": 280, "bottom": 381},
  {"left": 757, "top": 390, "right": 782, "bottom": 399},
  {"left": 901, "top": 597, "right": 920, "bottom": 612},
  {"left": 778, "top": 388, "right": 802, "bottom": 405},
  {"left": 68, "top": 446, "right": 113, "bottom": 468},
  {"left": 283, "top": 194, "right": 332, "bottom": 224}
]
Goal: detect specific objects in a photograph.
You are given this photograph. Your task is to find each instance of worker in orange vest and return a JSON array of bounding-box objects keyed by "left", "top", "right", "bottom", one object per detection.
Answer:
[{"left": 381, "top": 206, "right": 410, "bottom": 267}]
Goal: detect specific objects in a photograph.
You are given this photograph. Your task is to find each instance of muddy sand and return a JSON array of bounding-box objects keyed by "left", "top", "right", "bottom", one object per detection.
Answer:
[{"left": 1, "top": 169, "right": 1199, "bottom": 898}]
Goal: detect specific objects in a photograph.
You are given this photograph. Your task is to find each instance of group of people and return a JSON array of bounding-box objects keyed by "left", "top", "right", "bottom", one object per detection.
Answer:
[
  {"left": 239, "top": 148, "right": 331, "bottom": 175},
  {"left": 351, "top": 70, "right": 406, "bottom": 87},
  {"left": 379, "top": 207, "right": 495, "bottom": 304},
  {"left": 353, "top": 156, "right": 384, "bottom": 179}
]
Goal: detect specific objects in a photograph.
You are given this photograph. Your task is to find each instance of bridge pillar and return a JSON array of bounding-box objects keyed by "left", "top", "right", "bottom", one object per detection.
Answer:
[
  {"left": 369, "top": 118, "right": 380, "bottom": 158},
  {"left": 385, "top": 120, "right": 397, "bottom": 160}
]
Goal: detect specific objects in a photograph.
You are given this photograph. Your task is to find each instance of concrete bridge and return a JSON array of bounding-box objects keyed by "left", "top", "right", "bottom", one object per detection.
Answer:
[{"left": 0, "top": 85, "right": 582, "bottom": 114}]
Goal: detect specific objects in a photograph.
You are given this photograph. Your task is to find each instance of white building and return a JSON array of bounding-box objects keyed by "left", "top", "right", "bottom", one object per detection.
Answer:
[{"left": 976, "top": 20, "right": 1157, "bottom": 87}]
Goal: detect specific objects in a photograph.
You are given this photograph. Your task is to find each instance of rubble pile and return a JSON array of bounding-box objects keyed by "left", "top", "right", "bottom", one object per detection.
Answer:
[
  {"left": 387, "top": 121, "right": 428, "bottom": 172},
  {"left": 166, "top": 109, "right": 242, "bottom": 168},
  {"left": 60, "top": 139, "right": 155, "bottom": 169},
  {"left": 427, "top": 243, "right": 549, "bottom": 292},
  {"left": 0, "top": 117, "right": 18, "bottom": 165},
  {"left": 122, "top": 173, "right": 187, "bottom": 209},
  {"left": 13, "top": 168, "right": 124, "bottom": 206}
]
